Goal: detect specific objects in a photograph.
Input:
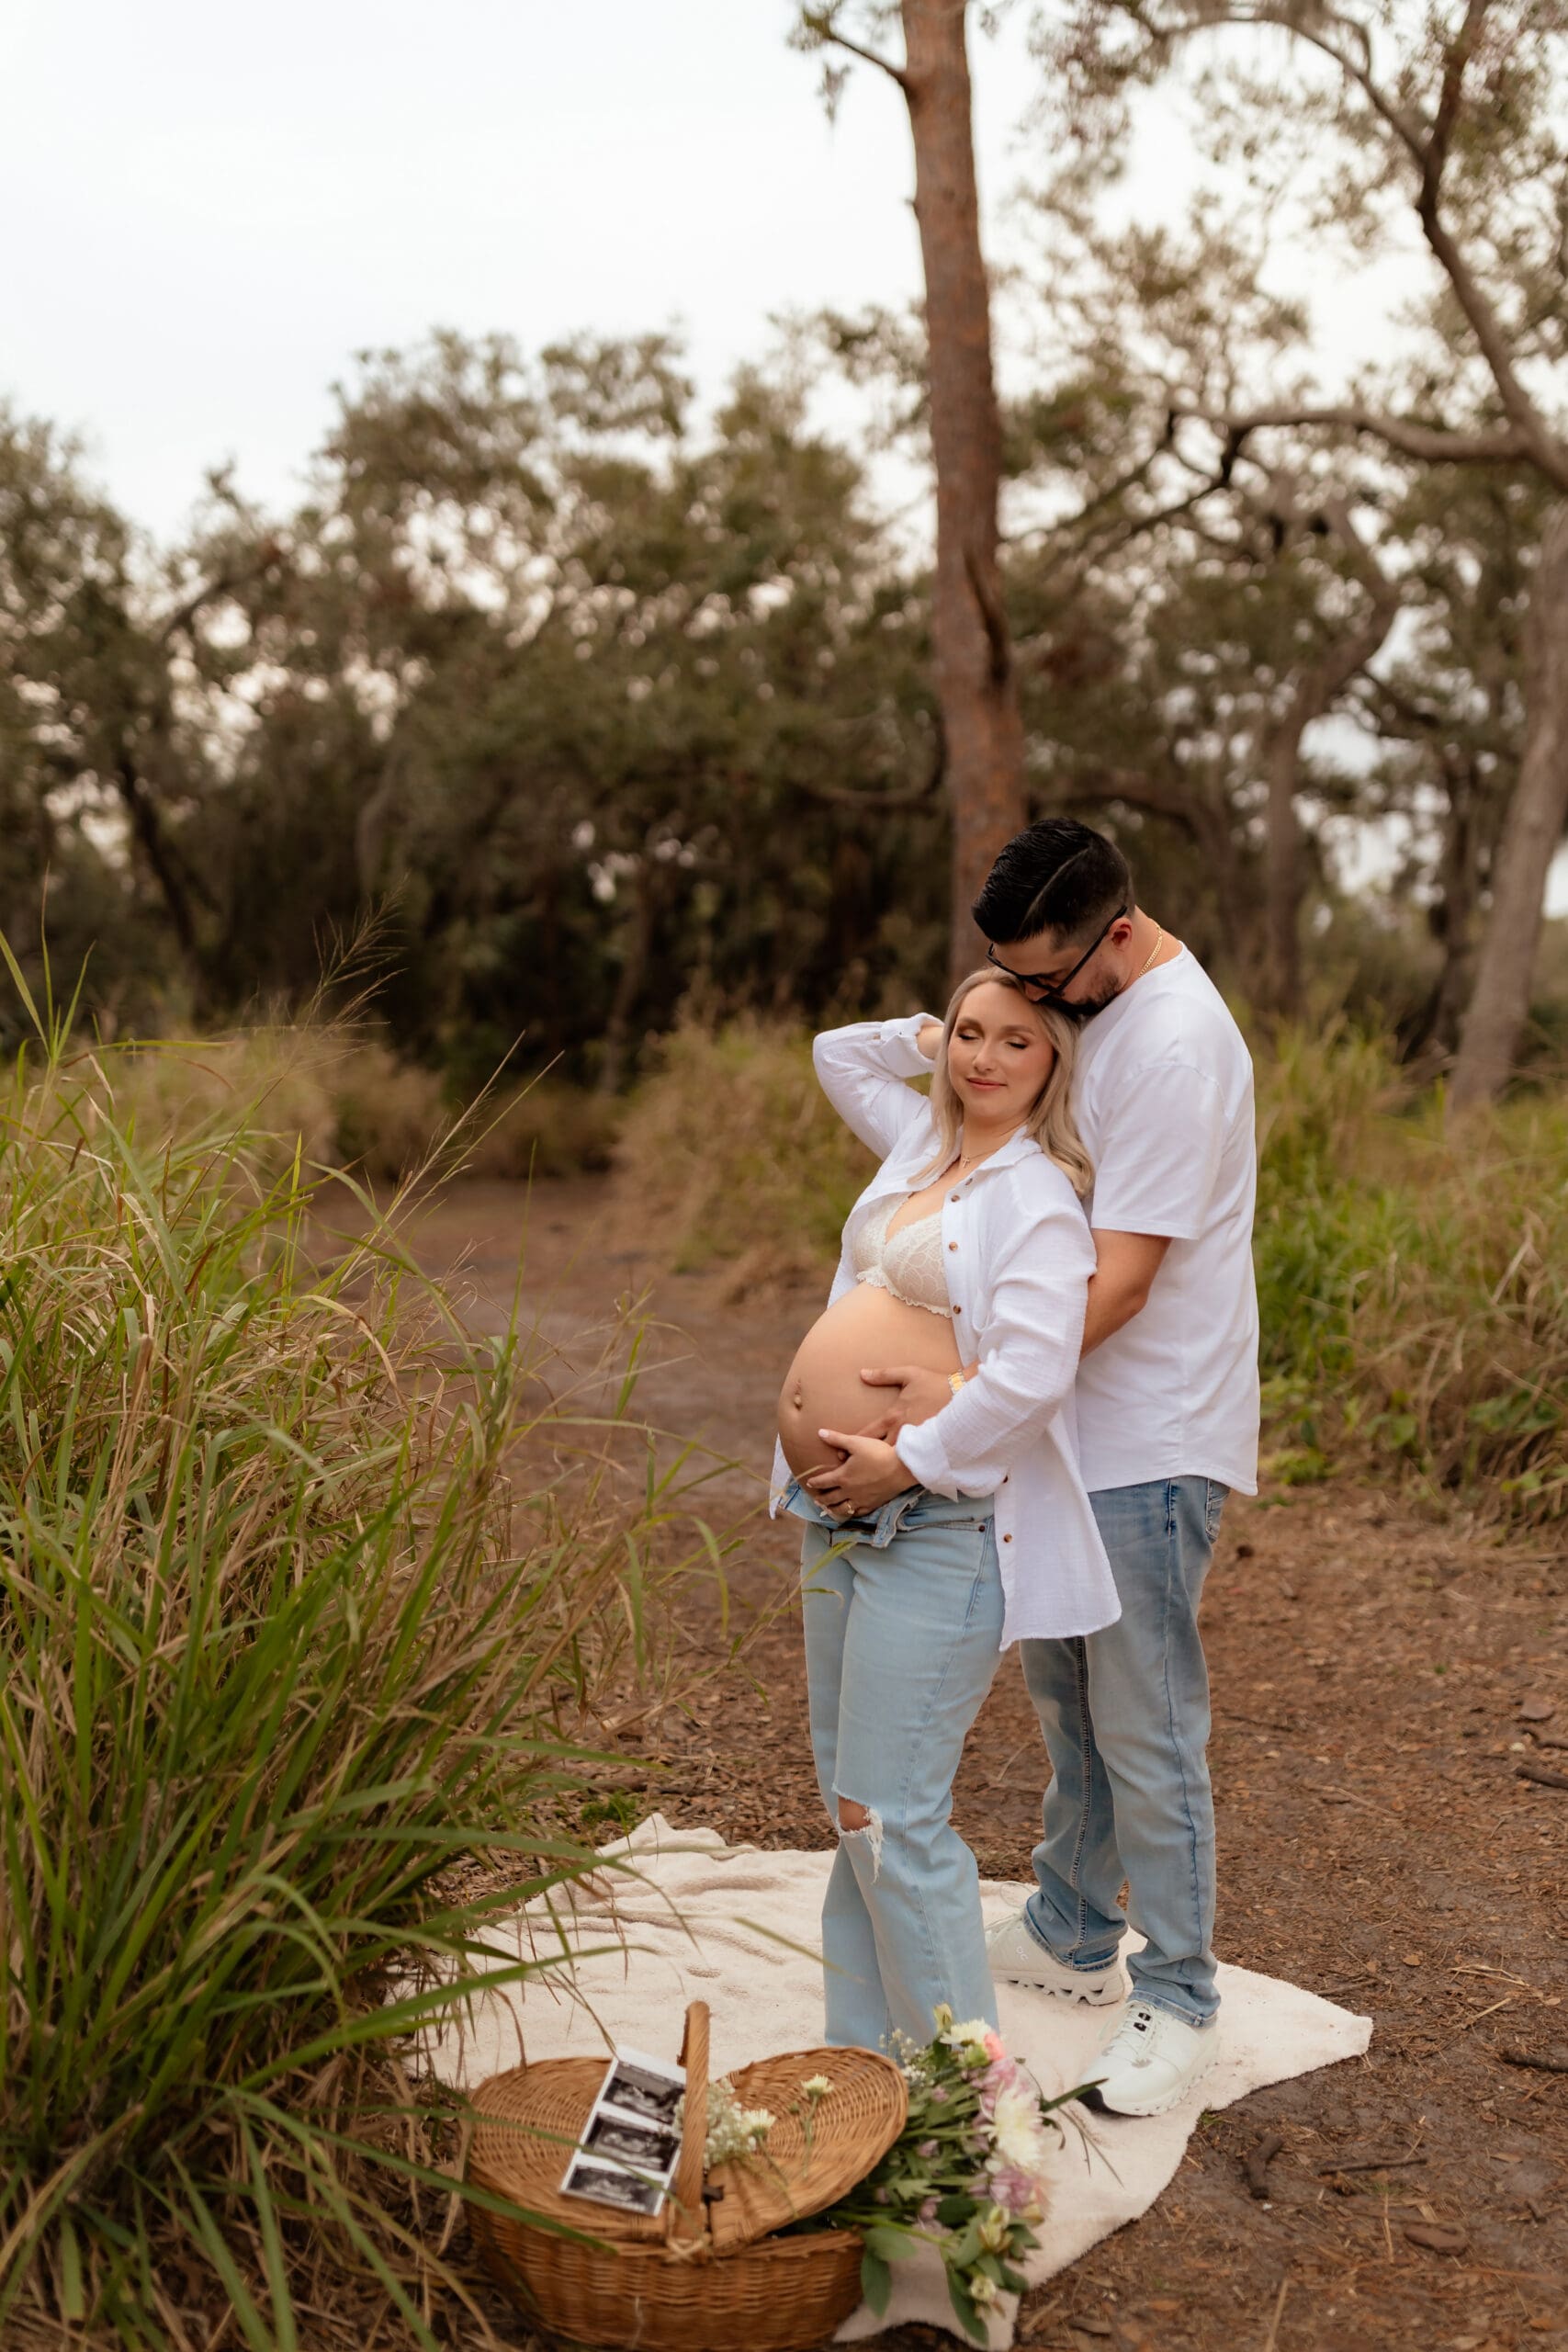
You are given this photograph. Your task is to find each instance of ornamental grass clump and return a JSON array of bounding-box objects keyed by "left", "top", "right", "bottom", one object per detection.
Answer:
[{"left": 0, "top": 954, "right": 725, "bottom": 2349}]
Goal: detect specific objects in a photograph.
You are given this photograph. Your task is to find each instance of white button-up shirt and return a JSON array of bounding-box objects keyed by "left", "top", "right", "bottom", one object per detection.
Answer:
[{"left": 771, "top": 1015, "right": 1119, "bottom": 1647}]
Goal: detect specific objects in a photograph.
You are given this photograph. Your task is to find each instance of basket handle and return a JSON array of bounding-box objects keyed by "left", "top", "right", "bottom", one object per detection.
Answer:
[{"left": 666, "top": 1999, "right": 709, "bottom": 2242}]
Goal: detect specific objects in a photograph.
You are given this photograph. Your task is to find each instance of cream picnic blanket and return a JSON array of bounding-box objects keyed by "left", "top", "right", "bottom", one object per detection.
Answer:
[{"left": 419, "top": 1815, "right": 1371, "bottom": 2346}]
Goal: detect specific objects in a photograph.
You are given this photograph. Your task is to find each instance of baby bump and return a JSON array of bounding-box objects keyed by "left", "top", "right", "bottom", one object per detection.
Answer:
[{"left": 778, "top": 1283, "right": 961, "bottom": 1479}]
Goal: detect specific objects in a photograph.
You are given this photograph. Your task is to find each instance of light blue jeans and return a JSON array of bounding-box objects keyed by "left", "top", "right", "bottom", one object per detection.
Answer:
[
  {"left": 787, "top": 1481, "right": 1004, "bottom": 2051},
  {"left": 1019, "top": 1476, "right": 1229, "bottom": 2027}
]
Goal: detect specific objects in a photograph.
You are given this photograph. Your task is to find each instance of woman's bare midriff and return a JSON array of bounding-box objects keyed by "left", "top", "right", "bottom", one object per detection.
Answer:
[{"left": 778, "top": 1283, "right": 960, "bottom": 1480}]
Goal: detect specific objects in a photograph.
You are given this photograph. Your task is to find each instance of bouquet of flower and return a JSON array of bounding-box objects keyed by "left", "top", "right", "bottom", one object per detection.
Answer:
[{"left": 814, "top": 2006, "right": 1083, "bottom": 2344}]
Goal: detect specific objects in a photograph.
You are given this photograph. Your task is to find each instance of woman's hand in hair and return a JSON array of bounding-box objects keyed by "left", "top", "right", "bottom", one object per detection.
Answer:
[{"left": 804, "top": 1431, "right": 914, "bottom": 1514}]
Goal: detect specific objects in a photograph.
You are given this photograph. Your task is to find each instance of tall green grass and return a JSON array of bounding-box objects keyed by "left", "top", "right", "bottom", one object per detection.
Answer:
[
  {"left": 1255, "top": 1028, "right": 1568, "bottom": 1518},
  {"left": 622, "top": 1018, "right": 1568, "bottom": 1523},
  {"left": 0, "top": 956, "right": 725, "bottom": 2347}
]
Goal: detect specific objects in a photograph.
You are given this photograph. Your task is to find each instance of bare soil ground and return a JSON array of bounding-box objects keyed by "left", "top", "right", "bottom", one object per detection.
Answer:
[{"left": 404, "top": 1179, "right": 1568, "bottom": 2352}]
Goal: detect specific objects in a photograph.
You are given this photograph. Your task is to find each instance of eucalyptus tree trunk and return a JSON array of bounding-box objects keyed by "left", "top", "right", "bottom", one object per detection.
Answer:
[
  {"left": 1450, "top": 503, "right": 1568, "bottom": 1113},
  {"left": 899, "top": 0, "right": 1025, "bottom": 978}
]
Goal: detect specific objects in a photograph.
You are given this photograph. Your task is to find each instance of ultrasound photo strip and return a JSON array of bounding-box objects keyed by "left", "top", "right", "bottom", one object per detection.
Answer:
[
  {"left": 583, "top": 2107, "right": 679, "bottom": 2170},
  {"left": 558, "top": 2043, "right": 686, "bottom": 2212},
  {"left": 560, "top": 2155, "right": 665, "bottom": 2216},
  {"left": 600, "top": 2052, "right": 685, "bottom": 2127}
]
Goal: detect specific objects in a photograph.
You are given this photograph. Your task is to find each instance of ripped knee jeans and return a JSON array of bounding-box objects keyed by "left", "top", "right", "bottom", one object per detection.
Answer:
[{"left": 784, "top": 1480, "right": 1003, "bottom": 2051}]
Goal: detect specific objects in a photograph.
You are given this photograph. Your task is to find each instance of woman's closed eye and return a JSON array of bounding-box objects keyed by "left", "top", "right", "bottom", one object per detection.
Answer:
[{"left": 956, "top": 1028, "right": 1035, "bottom": 1050}]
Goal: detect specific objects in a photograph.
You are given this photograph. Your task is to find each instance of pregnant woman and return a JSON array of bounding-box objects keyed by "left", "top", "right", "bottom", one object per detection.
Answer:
[{"left": 773, "top": 969, "right": 1120, "bottom": 2050}]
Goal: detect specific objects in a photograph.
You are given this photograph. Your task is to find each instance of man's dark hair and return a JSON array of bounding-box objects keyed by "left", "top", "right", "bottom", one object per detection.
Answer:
[{"left": 971, "top": 819, "right": 1134, "bottom": 947}]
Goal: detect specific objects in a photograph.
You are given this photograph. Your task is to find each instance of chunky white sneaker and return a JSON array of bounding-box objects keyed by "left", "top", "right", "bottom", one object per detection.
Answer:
[
  {"left": 1080, "top": 2000, "right": 1218, "bottom": 2118},
  {"left": 985, "top": 1912, "right": 1125, "bottom": 2005}
]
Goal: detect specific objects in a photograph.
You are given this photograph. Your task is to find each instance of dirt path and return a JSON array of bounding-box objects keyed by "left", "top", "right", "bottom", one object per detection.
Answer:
[{"left": 405, "top": 1179, "right": 1568, "bottom": 2352}]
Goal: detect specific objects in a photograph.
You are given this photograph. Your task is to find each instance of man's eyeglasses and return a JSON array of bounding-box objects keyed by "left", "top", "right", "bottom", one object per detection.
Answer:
[{"left": 986, "top": 906, "right": 1128, "bottom": 1005}]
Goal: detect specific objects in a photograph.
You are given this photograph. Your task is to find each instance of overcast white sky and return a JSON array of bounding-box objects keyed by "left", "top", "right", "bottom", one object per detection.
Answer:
[
  {"left": 3, "top": 1, "right": 1027, "bottom": 537},
  {"left": 4, "top": 0, "right": 1420, "bottom": 538}
]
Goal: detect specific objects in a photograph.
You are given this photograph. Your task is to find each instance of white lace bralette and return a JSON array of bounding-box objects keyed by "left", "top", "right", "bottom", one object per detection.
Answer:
[{"left": 849, "top": 1195, "right": 952, "bottom": 1318}]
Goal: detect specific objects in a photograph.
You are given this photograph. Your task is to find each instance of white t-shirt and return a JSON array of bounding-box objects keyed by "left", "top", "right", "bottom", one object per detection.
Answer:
[{"left": 1070, "top": 946, "right": 1260, "bottom": 1496}]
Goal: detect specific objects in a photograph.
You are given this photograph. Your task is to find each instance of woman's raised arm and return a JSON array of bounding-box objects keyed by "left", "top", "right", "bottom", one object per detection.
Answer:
[{"left": 811, "top": 1014, "right": 941, "bottom": 1159}]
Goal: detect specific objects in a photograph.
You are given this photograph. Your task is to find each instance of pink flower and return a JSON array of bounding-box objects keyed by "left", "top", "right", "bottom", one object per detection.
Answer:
[
  {"left": 977, "top": 2055, "right": 1019, "bottom": 2119},
  {"left": 987, "top": 2163, "right": 1043, "bottom": 2215},
  {"left": 983, "top": 2032, "right": 1008, "bottom": 2064}
]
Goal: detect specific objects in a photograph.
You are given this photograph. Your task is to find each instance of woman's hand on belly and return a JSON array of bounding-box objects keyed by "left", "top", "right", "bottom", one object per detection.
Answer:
[
  {"left": 802, "top": 1430, "right": 914, "bottom": 1515},
  {"left": 777, "top": 1284, "right": 959, "bottom": 1478}
]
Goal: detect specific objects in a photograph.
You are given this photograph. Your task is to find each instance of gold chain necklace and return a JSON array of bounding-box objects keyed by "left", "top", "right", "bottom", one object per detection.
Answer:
[
  {"left": 952, "top": 1128, "right": 1018, "bottom": 1179},
  {"left": 1135, "top": 922, "right": 1166, "bottom": 978}
]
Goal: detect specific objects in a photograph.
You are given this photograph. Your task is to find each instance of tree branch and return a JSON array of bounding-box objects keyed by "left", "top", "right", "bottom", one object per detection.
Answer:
[
  {"left": 1136, "top": 0, "right": 1568, "bottom": 488},
  {"left": 793, "top": 711, "right": 945, "bottom": 808},
  {"left": 1197, "top": 404, "right": 1530, "bottom": 470},
  {"left": 798, "top": 7, "right": 909, "bottom": 90},
  {"left": 1212, "top": 4, "right": 1427, "bottom": 164},
  {"left": 964, "top": 544, "right": 1012, "bottom": 685},
  {"left": 158, "top": 543, "right": 282, "bottom": 648},
  {"left": 1314, "top": 490, "right": 1401, "bottom": 618}
]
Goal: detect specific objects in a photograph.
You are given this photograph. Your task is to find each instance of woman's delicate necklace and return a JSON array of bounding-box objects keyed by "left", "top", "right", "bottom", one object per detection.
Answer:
[
  {"left": 1135, "top": 922, "right": 1166, "bottom": 978},
  {"left": 951, "top": 1127, "right": 1017, "bottom": 1179}
]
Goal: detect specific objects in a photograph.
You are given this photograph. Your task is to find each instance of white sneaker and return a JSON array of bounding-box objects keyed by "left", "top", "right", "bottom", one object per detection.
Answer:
[
  {"left": 1080, "top": 2000, "right": 1219, "bottom": 2118},
  {"left": 985, "top": 1912, "right": 1125, "bottom": 2005}
]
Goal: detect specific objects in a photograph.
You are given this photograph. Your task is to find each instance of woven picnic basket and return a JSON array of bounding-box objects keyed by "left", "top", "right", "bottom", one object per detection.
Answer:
[{"left": 467, "top": 1999, "right": 907, "bottom": 2352}]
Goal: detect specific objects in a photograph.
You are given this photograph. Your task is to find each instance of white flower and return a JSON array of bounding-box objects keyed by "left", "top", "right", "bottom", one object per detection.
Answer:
[
  {"left": 988, "top": 2081, "right": 1054, "bottom": 2179},
  {"left": 699, "top": 2078, "right": 776, "bottom": 2165},
  {"left": 971, "top": 2273, "right": 998, "bottom": 2307},
  {"left": 945, "top": 2017, "right": 993, "bottom": 2047},
  {"left": 802, "top": 2075, "right": 834, "bottom": 2098}
]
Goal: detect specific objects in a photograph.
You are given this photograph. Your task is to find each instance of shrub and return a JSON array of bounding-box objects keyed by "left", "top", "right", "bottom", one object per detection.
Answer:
[
  {"left": 79, "top": 1024, "right": 341, "bottom": 1180},
  {"left": 327, "top": 1036, "right": 447, "bottom": 1179},
  {"left": 0, "top": 956, "right": 727, "bottom": 2346},
  {"left": 613, "top": 1020, "right": 877, "bottom": 1292},
  {"left": 73, "top": 1025, "right": 623, "bottom": 1191},
  {"left": 1256, "top": 1029, "right": 1568, "bottom": 1520},
  {"left": 457, "top": 1079, "right": 622, "bottom": 1182}
]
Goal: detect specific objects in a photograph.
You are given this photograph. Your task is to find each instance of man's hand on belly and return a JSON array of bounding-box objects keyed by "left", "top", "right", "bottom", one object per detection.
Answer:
[
  {"left": 804, "top": 1430, "right": 914, "bottom": 1514},
  {"left": 856, "top": 1362, "right": 971, "bottom": 1437}
]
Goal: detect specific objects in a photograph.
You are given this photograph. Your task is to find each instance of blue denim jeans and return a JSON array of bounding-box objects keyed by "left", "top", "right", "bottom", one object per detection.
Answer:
[
  {"left": 1019, "top": 1476, "right": 1228, "bottom": 2026},
  {"left": 786, "top": 1481, "right": 1004, "bottom": 2051}
]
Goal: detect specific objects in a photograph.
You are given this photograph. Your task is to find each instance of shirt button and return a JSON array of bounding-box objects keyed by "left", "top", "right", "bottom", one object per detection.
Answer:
[
  {"left": 953, "top": 1306, "right": 963, "bottom": 1316},
  {"left": 1002, "top": 1533, "right": 1012, "bottom": 1544},
  {"left": 948, "top": 1241, "right": 958, "bottom": 1252},
  {"left": 950, "top": 1192, "right": 960, "bottom": 1203}
]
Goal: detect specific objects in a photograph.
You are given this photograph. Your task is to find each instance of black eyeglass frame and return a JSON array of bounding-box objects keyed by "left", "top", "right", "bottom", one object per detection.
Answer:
[{"left": 985, "top": 905, "right": 1129, "bottom": 1005}]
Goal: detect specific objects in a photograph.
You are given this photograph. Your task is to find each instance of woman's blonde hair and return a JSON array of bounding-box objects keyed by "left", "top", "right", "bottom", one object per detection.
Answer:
[{"left": 922, "top": 967, "right": 1094, "bottom": 1197}]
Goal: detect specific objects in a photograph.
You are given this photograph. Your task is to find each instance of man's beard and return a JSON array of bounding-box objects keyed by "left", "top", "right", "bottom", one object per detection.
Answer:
[{"left": 1056, "top": 980, "right": 1122, "bottom": 1025}]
